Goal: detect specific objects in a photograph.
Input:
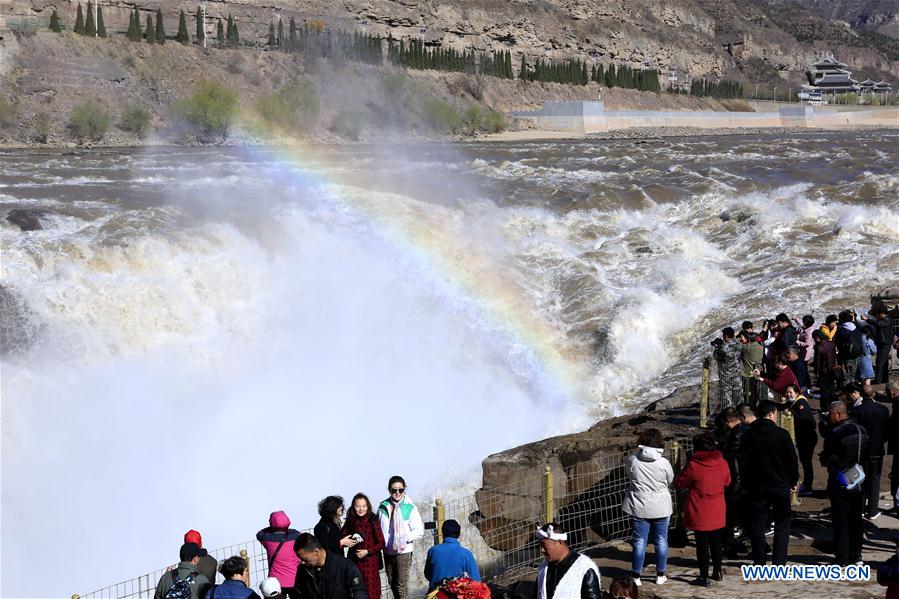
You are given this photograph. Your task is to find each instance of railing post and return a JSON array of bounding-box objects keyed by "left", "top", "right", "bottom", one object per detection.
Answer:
[
  {"left": 780, "top": 410, "right": 800, "bottom": 506},
  {"left": 700, "top": 357, "right": 710, "bottom": 428},
  {"left": 434, "top": 498, "right": 445, "bottom": 544},
  {"left": 671, "top": 441, "right": 680, "bottom": 472},
  {"left": 542, "top": 464, "right": 554, "bottom": 524},
  {"left": 240, "top": 549, "right": 250, "bottom": 587}
]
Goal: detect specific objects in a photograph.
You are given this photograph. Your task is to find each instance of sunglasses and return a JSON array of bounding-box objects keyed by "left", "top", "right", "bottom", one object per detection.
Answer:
[{"left": 390, "top": 487, "right": 405, "bottom": 494}]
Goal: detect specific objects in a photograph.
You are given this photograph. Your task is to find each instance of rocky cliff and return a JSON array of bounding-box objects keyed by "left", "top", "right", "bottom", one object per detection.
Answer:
[{"left": 4, "top": 0, "right": 898, "bottom": 86}]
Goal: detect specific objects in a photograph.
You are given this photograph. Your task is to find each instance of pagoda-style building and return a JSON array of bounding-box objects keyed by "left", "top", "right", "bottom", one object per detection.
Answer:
[{"left": 804, "top": 55, "right": 858, "bottom": 92}]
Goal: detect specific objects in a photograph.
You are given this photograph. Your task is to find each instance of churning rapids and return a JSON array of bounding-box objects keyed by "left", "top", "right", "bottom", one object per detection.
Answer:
[{"left": 2, "top": 131, "right": 898, "bottom": 597}]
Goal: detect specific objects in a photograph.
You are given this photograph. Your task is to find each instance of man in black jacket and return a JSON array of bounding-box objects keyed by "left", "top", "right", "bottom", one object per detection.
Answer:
[
  {"left": 820, "top": 401, "right": 870, "bottom": 566},
  {"left": 720, "top": 407, "right": 750, "bottom": 557},
  {"left": 886, "top": 381, "right": 899, "bottom": 515},
  {"left": 863, "top": 305, "right": 894, "bottom": 384},
  {"left": 775, "top": 313, "right": 798, "bottom": 357},
  {"left": 851, "top": 386, "right": 890, "bottom": 519},
  {"left": 293, "top": 533, "right": 367, "bottom": 599},
  {"left": 739, "top": 400, "right": 800, "bottom": 566}
]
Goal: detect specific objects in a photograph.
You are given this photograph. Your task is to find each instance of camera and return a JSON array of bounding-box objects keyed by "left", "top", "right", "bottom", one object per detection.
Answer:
[{"left": 710, "top": 338, "right": 724, "bottom": 348}]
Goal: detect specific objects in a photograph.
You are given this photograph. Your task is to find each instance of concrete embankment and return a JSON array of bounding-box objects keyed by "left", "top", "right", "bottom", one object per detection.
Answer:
[{"left": 511, "top": 101, "right": 899, "bottom": 135}]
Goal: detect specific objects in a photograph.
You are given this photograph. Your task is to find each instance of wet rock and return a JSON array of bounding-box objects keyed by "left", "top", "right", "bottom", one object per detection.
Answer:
[
  {"left": 5, "top": 209, "right": 45, "bottom": 231},
  {"left": 719, "top": 210, "right": 731, "bottom": 222},
  {"left": 474, "top": 385, "right": 702, "bottom": 550}
]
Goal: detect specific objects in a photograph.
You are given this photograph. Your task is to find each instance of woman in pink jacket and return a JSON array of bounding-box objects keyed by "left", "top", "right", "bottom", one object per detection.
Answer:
[{"left": 257, "top": 511, "right": 301, "bottom": 598}]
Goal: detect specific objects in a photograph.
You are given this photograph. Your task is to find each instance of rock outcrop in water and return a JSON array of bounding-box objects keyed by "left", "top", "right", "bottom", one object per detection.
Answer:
[
  {"left": 6, "top": 209, "right": 45, "bottom": 231},
  {"left": 473, "top": 387, "right": 701, "bottom": 551}
]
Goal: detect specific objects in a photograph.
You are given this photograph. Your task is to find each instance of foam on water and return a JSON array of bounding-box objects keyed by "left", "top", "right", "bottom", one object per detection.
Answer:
[{"left": 2, "top": 133, "right": 897, "bottom": 596}]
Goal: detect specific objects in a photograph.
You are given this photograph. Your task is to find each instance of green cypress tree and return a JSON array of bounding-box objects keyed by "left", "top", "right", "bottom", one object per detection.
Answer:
[
  {"left": 195, "top": 7, "right": 205, "bottom": 44},
  {"left": 267, "top": 22, "right": 276, "bottom": 47},
  {"left": 216, "top": 18, "right": 224, "bottom": 46},
  {"left": 130, "top": 8, "right": 142, "bottom": 41},
  {"left": 127, "top": 10, "right": 135, "bottom": 40},
  {"left": 277, "top": 19, "right": 283, "bottom": 50},
  {"left": 232, "top": 22, "right": 239, "bottom": 47},
  {"left": 155, "top": 9, "right": 165, "bottom": 43},
  {"left": 177, "top": 10, "right": 189, "bottom": 44},
  {"left": 97, "top": 5, "right": 106, "bottom": 37},
  {"left": 288, "top": 17, "right": 296, "bottom": 52},
  {"left": 145, "top": 13, "right": 154, "bottom": 43},
  {"left": 74, "top": 3, "right": 85, "bottom": 35},
  {"left": 226, "top": 14, "right": 234, "bottom": 46},
  {"left": 49, "top": 8, "right": 61, "bottom": 32},
  {"left": 85, "top": 1, "right": 96, "bottom": 36}
]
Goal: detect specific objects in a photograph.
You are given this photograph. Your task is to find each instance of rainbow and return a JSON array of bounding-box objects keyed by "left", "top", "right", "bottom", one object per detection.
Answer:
[{"left": 234, "top": 114, "right": 589, "bottom": 409}]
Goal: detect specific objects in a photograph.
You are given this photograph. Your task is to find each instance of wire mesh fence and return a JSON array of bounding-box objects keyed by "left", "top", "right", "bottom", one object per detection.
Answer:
[
  {"left": 705, "top": 352, "right": 776, "bottom": 418},
  {"left": 78, "top": 438, "right": 695, "bottom": 599}
]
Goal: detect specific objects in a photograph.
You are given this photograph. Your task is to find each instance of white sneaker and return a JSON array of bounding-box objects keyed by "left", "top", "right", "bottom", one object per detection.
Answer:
[
  {"left": 632, "top": 577, "right": 642, "bottom": 587},
  {"left": 656, "top": 575, "right": 667, "bottom": 585}
]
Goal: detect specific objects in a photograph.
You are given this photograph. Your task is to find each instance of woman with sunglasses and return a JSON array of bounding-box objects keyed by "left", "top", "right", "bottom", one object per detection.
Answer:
[{"left": 378, "top": 476, "right": 424, "bottom": 599}]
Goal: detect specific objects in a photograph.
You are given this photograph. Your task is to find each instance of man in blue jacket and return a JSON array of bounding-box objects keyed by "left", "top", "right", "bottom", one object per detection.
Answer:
[{"left": 424, "top": 520, "right": 480, "bottom": 591}]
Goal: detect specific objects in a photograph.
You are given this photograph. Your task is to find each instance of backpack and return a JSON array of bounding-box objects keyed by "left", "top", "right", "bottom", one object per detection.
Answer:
[
  {"left": 847, "top": 328, "right": 864, "bottom": 359},
  {"left": 164, "top": 569, "right": 198, "bottom": 599}
]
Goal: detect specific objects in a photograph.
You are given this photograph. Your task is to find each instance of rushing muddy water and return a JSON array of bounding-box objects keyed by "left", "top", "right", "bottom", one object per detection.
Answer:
[{"left": 2, "top": 131, "right": 898, "bottom": 596}]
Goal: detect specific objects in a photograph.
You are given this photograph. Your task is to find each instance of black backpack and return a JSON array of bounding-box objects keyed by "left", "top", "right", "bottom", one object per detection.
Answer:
[
  {"left": 847, "top": 328, "right": 864, "bottom": 359},
  {"left": 164, "top": 569, "right": 198, "bottom": 599}
]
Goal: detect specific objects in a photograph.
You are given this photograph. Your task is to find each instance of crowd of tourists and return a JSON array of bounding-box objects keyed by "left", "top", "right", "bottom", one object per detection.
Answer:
[
  {"left": 711, "top": 307, "right": 897, "bottom": 409},
  {"left": 153, "top": 476, "right": 481, "bottom": 599},
  {"left": 611, "top": 304, "right": 898, "bottom": 593},
  {"left": 152, "top": 305, "right": 898, "bottom": 599}
]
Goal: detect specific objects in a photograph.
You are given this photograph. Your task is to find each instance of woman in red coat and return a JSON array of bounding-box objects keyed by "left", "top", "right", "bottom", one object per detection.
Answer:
[
  {"left": 675, "top": 432, "right": 731, "bottom": 587},
  {"left": 341, "top": 493, "right": 386, "bottom": 599}
]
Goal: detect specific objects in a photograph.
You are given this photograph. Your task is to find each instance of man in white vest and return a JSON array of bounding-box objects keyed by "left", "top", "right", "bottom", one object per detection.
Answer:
[{"left": 536, "top": 523, "right": 602, "bottom": 599}]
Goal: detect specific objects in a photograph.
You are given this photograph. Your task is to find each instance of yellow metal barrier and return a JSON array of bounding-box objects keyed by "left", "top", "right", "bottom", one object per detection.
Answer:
[
  {"left": 542, "top": 464, "right": 554, "bottom": 524},
  {"left": 434, "top": 497, "right": 446, "bottom": 544},
  {"left": 780, "top": 409, "right": 800, "bottom": 506},
  {"left": 240, "top": 549, "right": 250, "bottom": 587}
]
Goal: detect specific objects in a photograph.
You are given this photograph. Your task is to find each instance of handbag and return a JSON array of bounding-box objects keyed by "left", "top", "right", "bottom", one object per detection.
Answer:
[{"left": 837, "top": 424, "right": 866, "bottom": 492}]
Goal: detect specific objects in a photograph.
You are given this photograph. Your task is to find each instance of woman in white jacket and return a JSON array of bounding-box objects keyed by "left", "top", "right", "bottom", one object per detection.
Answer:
[
  {"left": 621, "top": 428, "right": 674, "bottom": 587},
  {"left": 378, "top": 475, "right": 424, "bottom": 599}
]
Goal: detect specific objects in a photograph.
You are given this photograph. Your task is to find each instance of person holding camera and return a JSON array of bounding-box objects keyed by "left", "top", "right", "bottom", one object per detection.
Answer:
[
  {"left": 820, "top": 400, "right": 870, "bottom": 566},
  {"left": 753, "top": 356, "right": 799, "bottom": 398},
  {"left": 315, "top": 496, "right": 360, "bottom": 557},
  {"left": 341, "top": 493, "right": 386, "bottom": 599}
]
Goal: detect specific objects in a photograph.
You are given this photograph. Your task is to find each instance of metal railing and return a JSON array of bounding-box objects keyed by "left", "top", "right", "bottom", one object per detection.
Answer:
[{"left": 76, "top": 438, "right": 695, "bottom": 599}]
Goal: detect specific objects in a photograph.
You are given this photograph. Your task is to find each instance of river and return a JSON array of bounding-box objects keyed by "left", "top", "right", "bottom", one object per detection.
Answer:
[{"left": 1, "top": 131, "right": 897, "bottom": 596}]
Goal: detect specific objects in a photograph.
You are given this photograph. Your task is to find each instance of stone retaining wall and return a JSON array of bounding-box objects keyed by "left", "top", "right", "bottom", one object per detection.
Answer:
[{"left": 512, "top": 101, "right": 899, "bottom": 133}]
